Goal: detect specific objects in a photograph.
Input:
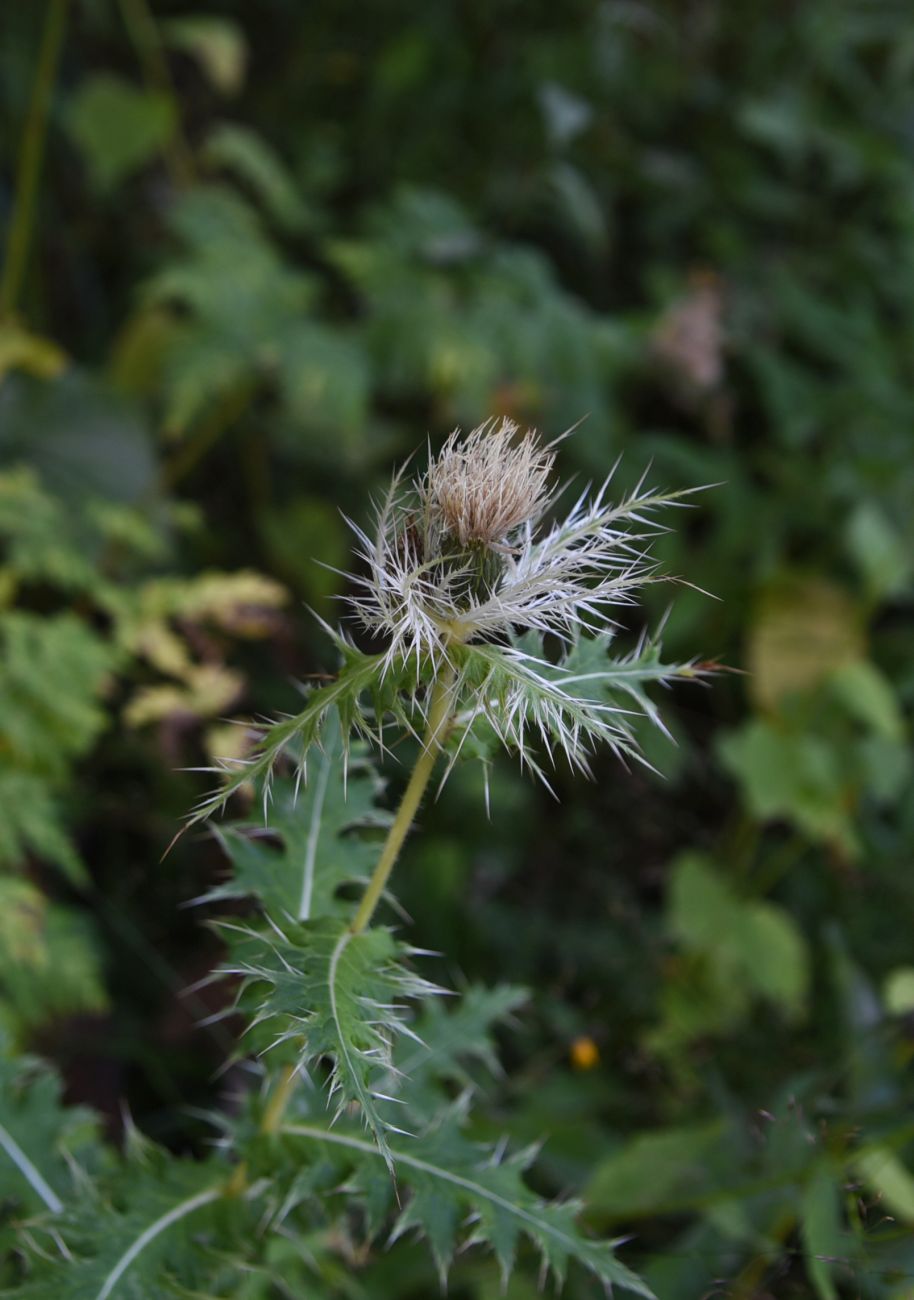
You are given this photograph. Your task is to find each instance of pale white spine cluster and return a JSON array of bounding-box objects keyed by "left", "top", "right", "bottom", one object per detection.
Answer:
[
  {"left": 191, "top": 417, "right": 702, "bottom": 822},
  {"left": 338, "top": 417, "right": 698, "bottom": 788},
  {"left": 347, "top": 417, "right": 682, "bottom": 671}
]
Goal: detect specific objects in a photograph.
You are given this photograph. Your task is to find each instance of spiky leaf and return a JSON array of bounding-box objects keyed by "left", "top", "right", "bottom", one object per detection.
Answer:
[
  {"left": 0, "top": 1046, "right": 99, "bottom": 1219},
  {"left": 188, "top": 634, "right": 427, "bottom": 826},
  {"left": 4, "top": 1157, "right": 230, "bottom": 1299},
  {"left": 281, "top": 1113, "right": 654, "bottom": 1295},
  {"left": 205, "top": 721, "right": 391, "bottom": 923},
  {"left": 224, "top": 917, "right": 442, "bottom": 1163}
]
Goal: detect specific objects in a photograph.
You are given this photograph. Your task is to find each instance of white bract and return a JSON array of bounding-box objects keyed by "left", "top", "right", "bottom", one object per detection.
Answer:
[
  {"left": 347, "top": 418, "right": 683, "bottom": 664},
  {"left": 192, "top": 418, "right": 704, "bottom": 822}
]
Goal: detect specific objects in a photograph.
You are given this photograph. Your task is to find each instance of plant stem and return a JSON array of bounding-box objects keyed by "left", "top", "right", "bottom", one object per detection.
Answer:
[
  {"left": 117, "top": 0, "right": 195, "bottom": 188},
  {"left": 225, "top": 1060, "right": 298, "bottom": 1196},
  {"left": 250, "top": 663, "right": 457, "bottom": 1145},
  {"left": 260, "top": 1062, "right": 297, "bottom": 1135},
  {"left": 0, "top": 0, "right": 70, "bottom": 319},
  {"left": 350, "top": 662, "right": 456, "bottom": 935}
]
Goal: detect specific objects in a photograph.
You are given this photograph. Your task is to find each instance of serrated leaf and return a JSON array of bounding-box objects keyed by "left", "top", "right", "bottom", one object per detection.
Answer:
[
  {"left": 6, "top": 1160, "right": 228, "bottom": 1299},
  {"left": 187, "top": 634, "right": 425, "bottom": 826},
  {"left": 225, "top": 917, "right": 443, "bottom": 1164},
  {"left": 207, "top": 720, "right": 390, "bottom": 921},
  {"left": 392, "top": 984, "right": 528, "bottom": 1121},
  {"left": 0, "top": 1046, "right": 98, "bottom": 1217},
  {"left": 283, "top": 1116, "right": 654, "bottom": 1295}
]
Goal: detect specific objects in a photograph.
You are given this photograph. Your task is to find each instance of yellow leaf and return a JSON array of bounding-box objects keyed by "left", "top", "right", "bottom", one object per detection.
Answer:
[
  {"left": 0, "top": 323, "right": 67, "bottom": 382},
  {"left": 747, "top": 577, "right": 864, "bottom": 711}
]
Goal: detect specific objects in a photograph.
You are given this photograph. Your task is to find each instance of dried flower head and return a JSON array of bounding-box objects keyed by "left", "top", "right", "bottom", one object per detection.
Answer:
[
  {"left": 423, "top": 418, "right": 555, "bottom": 547},
  {"left": 346, "top": 416, "right": 686, "bottom": 674}
]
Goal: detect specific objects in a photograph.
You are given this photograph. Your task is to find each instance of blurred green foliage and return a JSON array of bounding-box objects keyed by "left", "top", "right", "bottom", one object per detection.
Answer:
[{"left": 2, "top": 0, "right": 914, "bottom": 1295}]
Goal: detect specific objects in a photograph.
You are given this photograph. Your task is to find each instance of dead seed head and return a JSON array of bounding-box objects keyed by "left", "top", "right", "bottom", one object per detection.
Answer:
[{"left": 424, "top": 417, "right": 554, "bottom": 547}]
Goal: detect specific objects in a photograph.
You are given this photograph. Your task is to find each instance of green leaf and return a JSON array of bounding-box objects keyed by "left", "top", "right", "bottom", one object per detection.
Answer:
[
  {"left": 0, "top": 880, "right": 107, "bottom": 1034},
  {"left": 226, "top": 917, "right": 443, "bottom": 1164},
  {"left": 0, "top": 1045, "right": 98, "bottom": 1217},
  {"left": 0, "top": 770, "right": 85, "bottom": 882},
  {"left": 883, "top": 967, "right": 914, "bottom": 1016},
  {"left": 67, "top": 74, "right": 176, "bottom": 192},
  {"left": 207, "top": 721, "right": 391, "bottom": 922},
  {"left": 829, "top": 660, "right": 905, "bottom": 741},
  {"left": 203, "top": 124, "right": 310, "bottom": 229},
  {"left": 586, "top": 1122, "right": 730, "bottom": 1220},
  {"left": 393, "top": 984, "right": 528, "bottom": 1121},
  {"left": 7, "top": 1159, "right": 228, "bottom": 1299},
  {"left": 801, "top": 1165, "right": 841, "bottom": 1300},
  {"left": 0, "top": 323, "right": 67, "bottom": 382},
  {"left": 283, "top": 1117, "right": 654, "bottom": 1295},
  {"left": 658, "top": 854, "right": 809, "bottom": 1043},
  {"left": 188, "top": 633, "right": 427, "bottom": 826},
  {"left": 719, "top": 720, "right": 857, "bottom": 853},
  {"left": 845, "top": 502, "right": 911, "bottom": 600},
  {"left": 164, "top": 16, "right": 247, "bottom": 95},
  {"left": 855, "top": 1146, "right": 914, "bottom": 1223}
]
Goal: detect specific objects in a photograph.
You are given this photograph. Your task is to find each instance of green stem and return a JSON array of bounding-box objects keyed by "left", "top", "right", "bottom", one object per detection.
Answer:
[
  {"left": 250, "top": 663, "right": 457, "bottom": 1145},
  {"left": 117, "top": 0, "right": 195, "bottom": 187},
  {"left": 1, "top": 0, "right": 70, "bottom": 318},
  {"left": 260, "top": 1062, "right": 297, "bottom": 1135},
  {"left": 350, "top": 662, "right": 456, "bottom": 935}
]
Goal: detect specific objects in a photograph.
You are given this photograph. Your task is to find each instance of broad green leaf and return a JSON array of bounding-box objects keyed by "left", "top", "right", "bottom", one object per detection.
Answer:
[
  {"left": 203, "top": 124, "right": 310, "bottom": 229},
  {"left": 846, "top": 502, "right": 911, "bottom": 600},
  {"left": 719, "top": 720, "right": 857, "bottom": 853},
  {"left": 586, "top": 1122, "right": 730, "bottom": 1220},
  {"left": 663, "top": 855, "right": 809, "bottom": 1037},
  {"left": 829, "top": 660, "right": 905, "bottom": 741},
  {"left": 67, "top": 75, "right": 176, "bottom": 192}
]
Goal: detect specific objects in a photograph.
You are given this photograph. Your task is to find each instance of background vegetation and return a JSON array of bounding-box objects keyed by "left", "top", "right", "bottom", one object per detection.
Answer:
[{"left": 2, "top": 1, "right": 914, "bottom": 1295}]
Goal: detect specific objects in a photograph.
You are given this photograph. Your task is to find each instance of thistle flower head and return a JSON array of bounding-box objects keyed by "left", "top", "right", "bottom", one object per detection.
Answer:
[
  {"left": 423, "top": 418, "right": 555, "bottom": 547},
  {"left": 346, "top": 416, "right": 683, "bottom": 674},
  {"left": 191, "top": 417, "right": 707, "bottom": 823}
]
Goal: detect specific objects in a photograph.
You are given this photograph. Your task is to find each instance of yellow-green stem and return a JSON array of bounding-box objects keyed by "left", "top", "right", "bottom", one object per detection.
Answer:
[
  {"left": 250, "top": 664, "right": 457, "bottom": 1144},
  {"left": 350, "top": 663, "right": 456, "bottom": 935},
  {"left": 1, "top": 0, "right": 70, "bottom": 318},
  {"left": 260, "top": 1062, "right": 297, "bottom": 1135},
  {"left": 226, "top": 1060, "right": 298, "bottom": 1196}
]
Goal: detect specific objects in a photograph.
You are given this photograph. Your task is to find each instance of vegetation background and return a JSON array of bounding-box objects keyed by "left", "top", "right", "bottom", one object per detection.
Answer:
[{"left": 2, "top": 1, "right": 914, "bottom": 1296}]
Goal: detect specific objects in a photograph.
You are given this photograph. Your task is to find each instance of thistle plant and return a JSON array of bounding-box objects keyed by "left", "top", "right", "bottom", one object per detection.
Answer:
[{"left": 1, "top": 420, "right": 706, "bottom": 1299}]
